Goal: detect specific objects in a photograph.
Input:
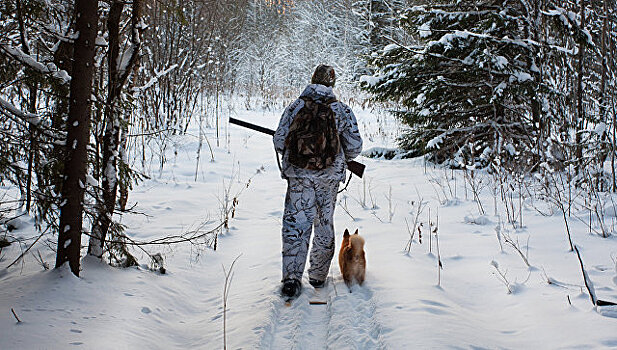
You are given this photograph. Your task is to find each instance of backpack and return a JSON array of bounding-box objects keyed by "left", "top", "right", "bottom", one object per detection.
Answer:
[{"left": 284, "top": 96, "right": 340, "bottom": 170}]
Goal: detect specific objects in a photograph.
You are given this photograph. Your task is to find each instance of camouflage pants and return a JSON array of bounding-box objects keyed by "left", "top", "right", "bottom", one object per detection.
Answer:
[{"left": 281, "top": 177, "right": 339, "bottom": 282}]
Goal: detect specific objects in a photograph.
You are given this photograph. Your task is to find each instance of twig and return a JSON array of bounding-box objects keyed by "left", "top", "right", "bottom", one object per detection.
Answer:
[
  {"left": 385, "top": 185, "right": 395, "bottom": 222},
  {"left": 371, "top": 210, "right": 385, "bottom": 223},
  {"left": 404, "top": 217, "right": 414, "bottom": 252},
  {"left": 6, "top": 231, "right": 46, "bottom": 269},
  {"left": 491, "top": 260, "right": 512, "bottom": 294},
  {"left": 503, "top": 233, "right": 531, "bottom": 267},
  {"left": 404, "top": 194, "right": 426, "bottom": 253},
  {"left": 222, "top": 254, "right": 242, "bottom": 350},
  {"left": 494, "top": 219, "right": 504, "bottom": 252},
  {"left": 81, "top": 220, "right": 224, "bottom": 247},
  {"left": 338, "top": 197, "right": 356, "bottom": 221},
  {"left": 126, "top": 128, "right": 176, "bottom": 137},
  {"left": 428, "top": 208, "right": 432, "bottom": 254},
  {"left": 435, "top": 210, "right": 442, "bottom": 287},
  {"left": 34, "top": 250, "right": 49, "bottom": 270},
  {"left": 11, "top": 308, "right": 22, "bottom": 323},
  {"left": 574, "top": 245, "right": 597, "bottom": 306}
]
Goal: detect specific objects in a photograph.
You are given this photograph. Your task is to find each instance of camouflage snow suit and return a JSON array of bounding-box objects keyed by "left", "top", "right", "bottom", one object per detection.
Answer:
[{"left": 273, "top": 84, "right": 363, "bottom": 283}]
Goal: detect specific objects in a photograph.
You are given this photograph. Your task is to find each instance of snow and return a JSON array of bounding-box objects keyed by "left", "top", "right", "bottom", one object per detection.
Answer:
[
  {"left": 1, "top": 106, "right": 617, "bottom": 349},
  {"left": 427, "top": 131, "right": 447, "bottom": 149},
  {"left": 418, "top": 22, "right": 432, "bottom": 38},
  {"left": 464, "top": 214, "right": 493, "bottom": 226},
  {"left": 359, "top": 75, "right": 380, "bottom": 88},
  {"left": 494, "top": 55, "right": 508, "bottom": 69},
  {"left": 595, "top": 122, "right": 607, "bottom": 136},
  {"left": 0, "top": 43, "right": 71, "bottom": 84},
  {"left": 85, "top": 175, "right": 98, "bottom": 187},
  {"left": 0, "top": 96, "right": 41, "bottom": 126},
  {"left": 414, "top": 92, "right": 426, "bottom": 106},
  {"left": 132, "top": 64, "right": 178, "bottom": 92},
  {"left": 95, "top": 36, "right": 108, "bottom": 46},
  {"left": 505, "top": 143, "right": 517, "bottom": 155},
  {"left": 428, "top": 30, "right": 488, "bottom": 51},
  {"left": 511, "top": 71, "right": 532, "bottom": 82},
  {"left": 382, "top": 44, "right": 399, "bottom": 53},
  {"left": 117, "top": 45, "right": 136, "bottom": 74},
  {"left": 494, "top": 81, "right": 506, "bottom": 97}
]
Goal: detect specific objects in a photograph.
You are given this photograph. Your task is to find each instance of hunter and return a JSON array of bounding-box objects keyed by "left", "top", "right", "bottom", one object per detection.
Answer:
[{"left": 273, "top": 65, "right": 363, "bottom": 299}]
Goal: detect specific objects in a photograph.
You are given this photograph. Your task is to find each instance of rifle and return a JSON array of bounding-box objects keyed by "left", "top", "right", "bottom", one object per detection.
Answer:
[{"left": 229, "top": 117, "right": 365, "bottom": 178}]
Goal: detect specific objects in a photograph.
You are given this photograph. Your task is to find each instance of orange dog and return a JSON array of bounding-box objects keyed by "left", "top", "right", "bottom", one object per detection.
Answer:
[{"left": 338, "top": 229, "right": 366, "bottom": 288}]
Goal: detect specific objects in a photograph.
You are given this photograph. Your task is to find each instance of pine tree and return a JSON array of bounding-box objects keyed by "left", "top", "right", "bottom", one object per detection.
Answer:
[{"left": 363, "top": 1, "right": 544, "bottom": 168}]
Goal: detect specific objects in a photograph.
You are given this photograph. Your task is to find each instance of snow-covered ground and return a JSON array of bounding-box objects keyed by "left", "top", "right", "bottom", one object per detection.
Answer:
[{"left": 1, "top": 101, "right": 616, "bottom": 349}]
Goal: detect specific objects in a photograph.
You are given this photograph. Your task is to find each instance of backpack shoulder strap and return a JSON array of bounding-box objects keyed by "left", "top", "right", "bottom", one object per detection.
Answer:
[{"left": 299, "top": 96, "right": 338, "bottom": 104}]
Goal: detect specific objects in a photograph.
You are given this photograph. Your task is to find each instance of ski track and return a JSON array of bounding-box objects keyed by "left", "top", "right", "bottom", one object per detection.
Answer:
[{"left": 258, "top": 277, "right": 386, "bottom": 349}]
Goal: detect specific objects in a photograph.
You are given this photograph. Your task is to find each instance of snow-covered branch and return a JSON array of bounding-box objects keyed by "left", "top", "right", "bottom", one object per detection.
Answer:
[
  {"left": 131, "top": 64, "right": 178, "bottom": 92},
  {"left": 0, "top": 43, "right": 71, "bottom": 85},
  {"left": 0, "top": 96, "right": 65, "bottom": 140},
  {"left": 0, "top": 96, "right": 41, "bottom": 125}
]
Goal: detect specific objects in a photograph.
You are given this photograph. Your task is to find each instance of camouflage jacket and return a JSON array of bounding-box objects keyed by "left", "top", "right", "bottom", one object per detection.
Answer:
[{"left": 274, "top": 84, "right": 363, "bottom": 182}]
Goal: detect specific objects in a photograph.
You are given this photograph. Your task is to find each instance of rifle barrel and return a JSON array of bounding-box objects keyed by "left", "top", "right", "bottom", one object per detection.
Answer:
[
  {"left": 229, "top": 117, "right": 275, "bottom": 136},
  {"left": 228, "top": 117, "right": 365, "bottom": 178}
]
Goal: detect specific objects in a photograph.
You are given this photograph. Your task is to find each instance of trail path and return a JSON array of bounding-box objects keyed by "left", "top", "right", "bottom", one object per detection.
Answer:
[{"left": 259, "top": 277, "right": 386, "bottom": 349}]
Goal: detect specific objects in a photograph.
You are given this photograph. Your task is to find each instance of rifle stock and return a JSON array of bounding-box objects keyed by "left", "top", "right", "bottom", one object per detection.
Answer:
[
  {"left": 229, "top": 117, "right": 365, "bottom": 178},
  {"left": 346, "top": 160, "right": 365, "bottom": 178}
]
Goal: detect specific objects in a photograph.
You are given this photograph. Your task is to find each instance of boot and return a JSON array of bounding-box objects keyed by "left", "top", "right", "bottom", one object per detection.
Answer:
[{"left": 281, "top": 278, "right": 302, "bottom": 298}]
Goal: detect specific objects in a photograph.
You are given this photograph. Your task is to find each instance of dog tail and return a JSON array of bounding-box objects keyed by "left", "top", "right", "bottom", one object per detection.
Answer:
[{"left": 349, "top": 234, "right": 364, "bottom": 250}]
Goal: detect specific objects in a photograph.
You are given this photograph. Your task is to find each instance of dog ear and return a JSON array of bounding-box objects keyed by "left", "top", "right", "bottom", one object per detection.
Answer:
[
  {"left": 344, "top": 229, "right": 350, "bottom": 237},
  {"left": 354, "top": 229, "right": 359, "bottom": 235}
]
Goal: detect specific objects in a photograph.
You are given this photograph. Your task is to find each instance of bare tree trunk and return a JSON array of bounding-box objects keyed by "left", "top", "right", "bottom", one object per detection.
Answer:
[
  {"left": 89, "top": 0, "right": 142, "bottom": 258},
  {"left": 528, "top": 0, "right": 544, "bottom": 158},
  {"left": 611, "top": 4, "right": 617, "bottom": 191},
  {"left": 15, "top": 0, "right": 38, "bottom": 212},
  {"left": 575, "top": 0, "right": 586, "bottom": 164},
  {"left": 598, "top": 0, "right": 610, "bottom": 166},
  {"left": 600, "top": 0, "right": 608, "bottom": 118},
  {"left": 55, "top": 0, "right": 98, "bottom": 276},
  {"left": 25, "top": 88, "right": 37, "bottom": 212}
]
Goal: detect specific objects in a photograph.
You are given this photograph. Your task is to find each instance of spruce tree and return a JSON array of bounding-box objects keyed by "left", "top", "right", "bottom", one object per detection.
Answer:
[
  {"left": 363, "top": 1, "right": 542, "bottom": 168},
  {"left": 55, "top": 0, "right": 99, "bottom": 276}
]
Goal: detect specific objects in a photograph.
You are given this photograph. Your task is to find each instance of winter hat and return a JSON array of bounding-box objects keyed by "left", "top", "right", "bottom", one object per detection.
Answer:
[{"left": 311, "top": 65, "right": 336, "bottom": 87}]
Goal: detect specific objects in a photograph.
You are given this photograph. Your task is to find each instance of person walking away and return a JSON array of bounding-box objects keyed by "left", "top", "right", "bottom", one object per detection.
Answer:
[{"left": 273, "top": 65, "right": 363, "bottom": 299}]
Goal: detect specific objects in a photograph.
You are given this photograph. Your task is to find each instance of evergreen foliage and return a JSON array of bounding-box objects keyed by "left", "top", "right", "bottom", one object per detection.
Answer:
[
  {"left": 363, "top": 1, "right": 544, "bottom": 168},
  {"left": 363, "top": 0, "right": 617, "bottom": 185}
]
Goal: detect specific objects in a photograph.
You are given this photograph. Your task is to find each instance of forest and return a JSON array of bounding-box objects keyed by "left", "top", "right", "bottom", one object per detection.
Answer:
[
  {"left": 1, "top": 0, "right": 616, "bottom": 272},
  {"left": 1, "top": 1, "right": 617, "bottom": 348}
]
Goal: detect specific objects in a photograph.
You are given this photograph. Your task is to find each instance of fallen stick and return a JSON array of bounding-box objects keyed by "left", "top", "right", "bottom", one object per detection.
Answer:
[
  {"left": 11, "top": 308, "right": 22, "bottom": 323},
  {"left": 574, "top": 245, "right": 617, "bottom": 306}
]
